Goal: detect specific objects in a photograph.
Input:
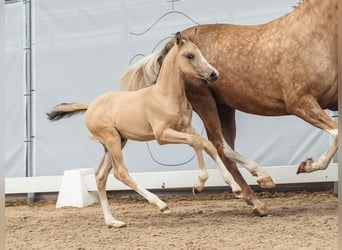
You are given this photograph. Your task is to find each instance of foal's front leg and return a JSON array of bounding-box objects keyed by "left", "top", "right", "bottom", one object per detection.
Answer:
[
  {"left": 186, "top": 126, "right": 209, "bottom": 194},
  {"left": 156, "top": 127, "right": 241, "bottom": 196}
]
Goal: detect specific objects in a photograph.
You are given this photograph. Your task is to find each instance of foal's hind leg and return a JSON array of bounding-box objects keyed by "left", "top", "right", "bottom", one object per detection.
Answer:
[
  {"left": 288, "top": 99, "right": 338, "bottom": 173},
  {"left": 102, "top": 130, "right": 170, "bottom": 216},
  {"left": 95, "top": 152, "right": 126, "bottom": 228}
]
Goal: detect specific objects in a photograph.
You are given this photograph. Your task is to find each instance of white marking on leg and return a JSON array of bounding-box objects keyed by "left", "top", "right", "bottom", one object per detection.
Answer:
[
  {"left": 214, "top": 156, "right": 241, "bottom": 194},
  {"left": 308, "top": 128, "right": 338, "bottom": 172},
  {"left": 194, "top": 167, "right": 209, "bottom": 192},
  {"left": 100, "top": 199, "right": 125, "bottom": 227},
  {"left": 327, "top": 128, "right": 338, "bottom": 137},
  {"left": 222, "top": 138, "right": 271, "bottom": 181},
  {"left": 193, "top": 146, "right": 209, "bottom": 193},
  {"left": 135, "top": 185, "right": 169, "bottom": 213}
]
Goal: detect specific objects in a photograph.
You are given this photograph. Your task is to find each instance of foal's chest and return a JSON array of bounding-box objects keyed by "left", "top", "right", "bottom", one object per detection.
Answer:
[{"left": 170, "top": 102, "right": 192, "bottom": 131}]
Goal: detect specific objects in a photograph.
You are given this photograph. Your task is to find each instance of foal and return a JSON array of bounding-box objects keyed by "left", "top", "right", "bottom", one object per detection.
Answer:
[{"left": 47, "top": 32, "right": 241, "bottom": 228}]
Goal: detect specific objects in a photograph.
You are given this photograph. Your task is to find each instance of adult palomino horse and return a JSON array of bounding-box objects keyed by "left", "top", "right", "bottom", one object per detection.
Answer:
[
  {"left": 47, "top": 32, "right": 246, "bottom": 228},
  {"left": 121, "top": 0, "right": 338, "bottom": 216}
]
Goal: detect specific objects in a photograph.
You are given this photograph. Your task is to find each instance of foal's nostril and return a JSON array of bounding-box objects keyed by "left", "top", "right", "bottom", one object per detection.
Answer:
[{"left": 210, "top": 71, "right": 218, "bottom": 82}]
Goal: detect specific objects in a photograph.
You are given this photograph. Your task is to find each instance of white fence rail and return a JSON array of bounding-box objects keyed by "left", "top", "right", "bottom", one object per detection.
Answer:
[{"left": 5, "top": 164, "right": 338, "bottom": 194}]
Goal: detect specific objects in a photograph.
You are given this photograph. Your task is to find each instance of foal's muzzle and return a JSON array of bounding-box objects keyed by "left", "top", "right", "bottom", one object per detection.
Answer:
[{"left": 209, "top": 71, "right": 218, "bottom": 82}]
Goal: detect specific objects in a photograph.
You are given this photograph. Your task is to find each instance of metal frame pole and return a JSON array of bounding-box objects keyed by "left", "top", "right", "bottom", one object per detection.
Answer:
[{"left": 24, "top": 0, "right": 35, "bottom": 203}]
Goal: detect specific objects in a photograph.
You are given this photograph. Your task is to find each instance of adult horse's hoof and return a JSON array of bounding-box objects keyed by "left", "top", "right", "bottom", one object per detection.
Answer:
[
  {"left": 297, "top": 158, "right": 313, "bottom": 174},
  {"left": 257, "top": 177, "right": 276, "bottom": 188},
  {"left": 253, "top": 206, "right": 269, "bottom": 217}
]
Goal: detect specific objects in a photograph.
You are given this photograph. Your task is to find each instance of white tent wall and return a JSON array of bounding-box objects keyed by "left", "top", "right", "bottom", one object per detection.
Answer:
[
  {"left": 5, "top": 2, "right": 26, "bottom": 178},
  {"left": 5, "top": 0, "right": 337, "bottom": 193}
]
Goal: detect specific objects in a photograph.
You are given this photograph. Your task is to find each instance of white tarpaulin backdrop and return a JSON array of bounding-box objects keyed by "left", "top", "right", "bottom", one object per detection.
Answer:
[{"left": 5, "top": 0, "right": 333, "bottom": 180}]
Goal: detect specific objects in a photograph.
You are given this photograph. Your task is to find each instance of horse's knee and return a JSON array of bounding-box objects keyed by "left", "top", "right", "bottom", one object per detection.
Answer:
[
  {"left": 189, "top": 135, "right": 204, "bottom": 151},
  {"left": 154, "top": 132, "right": 167, "bottom": 145},
  {"left": 113, "top": 170, "right": 125, "bottom": 181},
  {"left": 207, "top": 139, "right": 224, "bottom": 155},
  {"left": 190, "top": 135, "right": 218, "bottom": 157},
  {"left": 95, "top": 173, "right": 107, "bottom": 189},
  {"left": 210, "top": 139, "right": 220, "bottom": 149},
  {"left": 113, "top": 167, "right": 131, "bottom": 183},
  {"left": 202, "top": 140, "right": 218, "bottom": 156}
]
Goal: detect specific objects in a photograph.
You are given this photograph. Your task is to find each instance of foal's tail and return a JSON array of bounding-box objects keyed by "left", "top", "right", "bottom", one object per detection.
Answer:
[{"left": 47, "top": 102, "right": 88, "bottom": 121}]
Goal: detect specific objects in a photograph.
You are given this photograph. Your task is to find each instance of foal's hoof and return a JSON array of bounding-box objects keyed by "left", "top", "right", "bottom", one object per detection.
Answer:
[
  {"left": 107, "top": 220, "right": 127, "bottom": 228},
  {"left": 297, "top": 158, "right": 313, "bottom": 174},
  {"left": 257, "top": 177, "right": 276, "bottom": 189},
  {"left": 192, "top": 186, "right": 203, "bottom": 195},
  {"left": 233, "top": 190, "right": 243, "bottom": 199},
  {"left": 160, "top": 206, "right": 171, "bottom": 214},
  {"left": 253, "top": 206, "right": 269, "bottom": 217}
]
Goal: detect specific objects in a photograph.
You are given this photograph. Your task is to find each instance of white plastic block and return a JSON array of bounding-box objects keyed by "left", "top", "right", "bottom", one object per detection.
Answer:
[{"left": 56, "top": 168, "right": 99, "bottom": 208}]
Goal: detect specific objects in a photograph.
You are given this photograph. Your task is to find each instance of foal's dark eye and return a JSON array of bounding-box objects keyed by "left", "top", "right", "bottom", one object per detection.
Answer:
[{"left": 186, "top": 54, "right": 194, "bottom": 60}]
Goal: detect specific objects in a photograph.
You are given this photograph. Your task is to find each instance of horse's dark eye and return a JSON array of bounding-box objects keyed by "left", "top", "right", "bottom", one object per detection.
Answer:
[{"left": 186, "top": 54, "right": 194, "bottom": 60}]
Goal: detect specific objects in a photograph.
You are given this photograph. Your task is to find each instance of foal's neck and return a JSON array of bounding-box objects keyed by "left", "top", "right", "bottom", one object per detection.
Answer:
[{"left": 154, "top": 47, "right": 186, "bottom": 100}]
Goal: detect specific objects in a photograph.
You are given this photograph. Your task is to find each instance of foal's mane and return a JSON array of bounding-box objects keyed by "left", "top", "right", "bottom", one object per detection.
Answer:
[
  {"left": 120, "top": 33, "right": 193, "bottom": 91},
  {"left": 157, "top": 33, "right": 194, "bottom": 75}
]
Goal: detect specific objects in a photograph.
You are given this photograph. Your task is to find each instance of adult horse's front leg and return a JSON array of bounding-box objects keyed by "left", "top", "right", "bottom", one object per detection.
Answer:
[{"left": 185, "top": 83, "right": 270, "bottom": 216}]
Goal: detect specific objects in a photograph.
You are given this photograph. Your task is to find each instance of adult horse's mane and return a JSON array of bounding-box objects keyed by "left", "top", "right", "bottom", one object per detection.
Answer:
[{"left": 293, "top": 0, "right": 305, "bottom": 8}]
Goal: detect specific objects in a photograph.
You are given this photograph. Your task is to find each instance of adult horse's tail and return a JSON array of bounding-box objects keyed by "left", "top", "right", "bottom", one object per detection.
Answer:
[
  {"left": 47, "top": 102, "right": 88, "bottom": 121},
  {"left": 120, "top": 51, "right": 163, "bottom": 91}
]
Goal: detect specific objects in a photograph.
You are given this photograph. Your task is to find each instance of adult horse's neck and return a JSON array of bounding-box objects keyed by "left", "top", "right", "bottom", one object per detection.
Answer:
[
  {"left": 281, "top": 0, "right": 337, "bottom": 45},
  {"left": 154, "top": 46, "right": 186, "bottom": 100}
]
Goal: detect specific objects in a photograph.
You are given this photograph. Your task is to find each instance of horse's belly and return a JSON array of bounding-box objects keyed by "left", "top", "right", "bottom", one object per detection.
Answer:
[
  {"left": 211, "top": 82, "right": 288, "bottom": 116},
  {"left": 114, "top": 115, "right": 155, "bottom": 141}
]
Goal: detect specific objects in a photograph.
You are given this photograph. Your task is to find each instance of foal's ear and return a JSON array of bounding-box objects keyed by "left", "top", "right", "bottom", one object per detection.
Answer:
[{"left": 175, "top": 32, "right": 184, "bottom": 46}]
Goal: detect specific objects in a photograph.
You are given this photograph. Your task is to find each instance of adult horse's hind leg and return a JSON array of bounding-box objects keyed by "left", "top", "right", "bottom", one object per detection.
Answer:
[
  {"left": 185, "top": 83, "right": 269, "bottom": 215},
  {"left": 289, "top": 99, "right": 338, "bottom": 173},
  {"left": 217, "top": 105, "right": 274, "bottom": 187},
  {"left": 217, "top": 105, "right": 270, "bottom": 216}
]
